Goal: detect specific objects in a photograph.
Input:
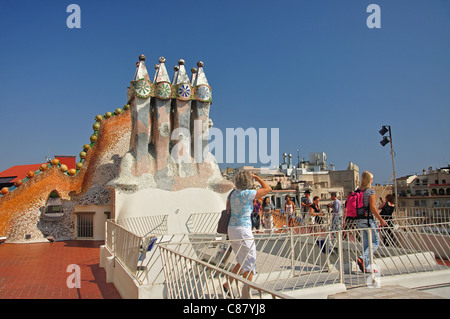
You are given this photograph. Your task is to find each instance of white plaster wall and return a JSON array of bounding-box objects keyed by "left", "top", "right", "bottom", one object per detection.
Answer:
[{"left": 74, "top": 205, "right": 111, "bottom": 240}]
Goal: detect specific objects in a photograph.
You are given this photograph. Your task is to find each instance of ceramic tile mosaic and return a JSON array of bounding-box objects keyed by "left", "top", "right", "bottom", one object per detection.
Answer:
[{"left": 0, "top": 55, "right": 233, "bottom": 242}]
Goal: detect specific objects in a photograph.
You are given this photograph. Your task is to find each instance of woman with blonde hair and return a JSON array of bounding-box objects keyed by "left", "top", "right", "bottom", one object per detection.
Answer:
[
  {"left": 356, "top": 171, "right": 386, "bottom": 273},
  {"left": 223, "top": 170, "right": 271, "bottom": 298}
]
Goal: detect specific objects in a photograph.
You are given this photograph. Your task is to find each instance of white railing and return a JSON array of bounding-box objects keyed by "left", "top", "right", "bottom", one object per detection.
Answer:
[
  {"left": 339, "top": 222, "right": 450, "bottom": 288},
  {"left": 105, "top": 213, "right": 450, "bottom": 298},
  {"left": 397, "top": 207, "right": 450, "bottom": 224},
  {"left": 105, "top": 219, "right": 162, "bottom": 284},
  {"left": 158, "top": 222, "right": 450, "bottom": 298},
  {"left": 117, "top": 215, "right": 169, "bottom": 237},
  {"left": 105, "top": 219, "right": 143, "bottom": 276},
  {"left": 159, "top": 243, "right": 293, "bottom": 299},
  {"left": 186, "top": 212, "right": 221, "bottom": 233}
]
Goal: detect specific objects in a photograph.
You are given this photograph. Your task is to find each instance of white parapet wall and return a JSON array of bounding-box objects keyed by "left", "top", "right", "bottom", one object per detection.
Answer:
[{"left": 101, "top": 187, "right": 229, "bottom": 299}]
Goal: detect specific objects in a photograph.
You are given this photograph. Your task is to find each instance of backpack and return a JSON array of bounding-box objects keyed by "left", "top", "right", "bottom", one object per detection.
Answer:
[{"left": 346, "top": 189, "right": 370, "bottom": 219}]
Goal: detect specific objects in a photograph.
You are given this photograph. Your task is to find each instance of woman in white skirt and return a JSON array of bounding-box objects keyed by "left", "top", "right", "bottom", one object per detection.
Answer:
[{"left": 223, "top": 170, "right": 271, "bottom": 298}]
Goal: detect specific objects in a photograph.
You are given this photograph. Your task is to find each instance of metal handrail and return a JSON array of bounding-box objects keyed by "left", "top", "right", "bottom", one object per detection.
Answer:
[
  {"left": 159, "top": 243, "right": 294, "bottom": 299},
  {"left": 156, "top": 222, "right": 450, "bottom": 297},
  {"left": 104, "top": 215, "right": 450, "bottom": 298}
]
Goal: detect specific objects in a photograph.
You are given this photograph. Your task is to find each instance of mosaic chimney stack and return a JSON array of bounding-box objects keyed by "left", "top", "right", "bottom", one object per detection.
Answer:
[
  {"left": 152, "top": 57, "right": 173, "bottom": 180},
  {"left": 171, "top": 59, "right": 194, "bottom": 176},
  {"left": 191, "top": 62, "right": 212, "bottom": 164},
  {"left": 109, "top": 55, "right": 232, "bottom": 193},
  {"left": 129, "top": 54, "right": 152, "bottom": 179}
]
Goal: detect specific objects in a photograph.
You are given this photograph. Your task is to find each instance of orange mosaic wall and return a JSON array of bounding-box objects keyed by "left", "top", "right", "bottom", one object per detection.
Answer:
[{"left": 0, "top": 108, "right": 132, "bottom": 238}]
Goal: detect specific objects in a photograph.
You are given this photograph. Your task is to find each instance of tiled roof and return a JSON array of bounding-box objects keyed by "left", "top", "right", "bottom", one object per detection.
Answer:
[
  {"left": 0, "top": 164, "right": 43, "bottom": 182},
  {"left": 53, "top": 156, "right": 76, "bottom": 170},
  {"left": 0, "top": 156, "right": 76, "bottom": 183}
]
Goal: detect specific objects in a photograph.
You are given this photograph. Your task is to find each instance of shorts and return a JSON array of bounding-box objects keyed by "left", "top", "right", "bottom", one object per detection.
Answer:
[{"left": 227, "top": 226, "right": 256, "bottom": 274}]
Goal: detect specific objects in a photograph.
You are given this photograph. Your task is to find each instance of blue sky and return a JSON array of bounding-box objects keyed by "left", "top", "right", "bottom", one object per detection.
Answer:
[{"left": 0, "top": 0, "right": 449, "bottom": 185}]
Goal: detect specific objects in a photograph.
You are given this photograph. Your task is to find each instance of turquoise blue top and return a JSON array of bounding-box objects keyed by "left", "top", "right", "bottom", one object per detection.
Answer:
[{"left": 228, "top": 189, "right": 257, "bottom": 228}]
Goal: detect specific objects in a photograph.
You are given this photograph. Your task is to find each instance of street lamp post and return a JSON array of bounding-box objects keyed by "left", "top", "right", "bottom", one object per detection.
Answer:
[{"left": 379, "top": 125, "right": 398, "bottom": 213}]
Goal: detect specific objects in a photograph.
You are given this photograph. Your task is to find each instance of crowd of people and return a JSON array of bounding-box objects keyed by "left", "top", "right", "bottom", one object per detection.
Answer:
[
  {"left": 249, "top": 176, "right": 396, "bottom": 238},
  {"left": 251, "top": 197, "right": 275, "bottom": 232},
  {"left": 250, "top": 189, "right": 345, "bottom": 233}
]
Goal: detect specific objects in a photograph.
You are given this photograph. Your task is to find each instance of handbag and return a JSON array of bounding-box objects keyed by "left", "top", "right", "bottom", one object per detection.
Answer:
[
  {"left": 217, "top": 190, "right": 234, "bottom": 234},
  {"left": 251, "top": 212, "right": 260, "bottom": 229}
]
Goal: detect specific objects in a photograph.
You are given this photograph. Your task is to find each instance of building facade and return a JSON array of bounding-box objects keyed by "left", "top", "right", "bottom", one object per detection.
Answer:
[
  {"left": 396, "top": 166, "right": 450, "bottom": 221},
  {"left": 222, "top": 152, "right": 361, "bottom": 210}
]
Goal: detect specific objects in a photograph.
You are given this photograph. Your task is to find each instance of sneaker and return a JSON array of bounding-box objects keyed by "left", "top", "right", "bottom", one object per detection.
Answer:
[
  {"left": 357, "top": 258, "right": 365, "bottom": 272},
  {"left": 364, "top": 267, "right": 379, "bottom": 273}
]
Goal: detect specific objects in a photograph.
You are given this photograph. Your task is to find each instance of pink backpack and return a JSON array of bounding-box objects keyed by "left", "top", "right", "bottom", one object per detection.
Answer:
[{"left": 346, "top": 189, "right": 364, "bottom": 218}]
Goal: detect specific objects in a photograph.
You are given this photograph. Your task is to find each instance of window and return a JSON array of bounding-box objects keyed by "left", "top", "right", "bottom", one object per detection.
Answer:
[
  {"left": 43, "top": 191, "right": 63, "bottom": 217},
  {"left": 45, "top": 205, "right": 63, "bottom": 214},
  {"left": 76, "top": 213, "right": 94, "bottom": 238}
]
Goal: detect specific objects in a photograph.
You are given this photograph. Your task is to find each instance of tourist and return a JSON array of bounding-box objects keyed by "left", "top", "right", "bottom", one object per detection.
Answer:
[
  {"left": 223, "top": 170, "right": 271, "bottom": 298},
  {"left": 258, "top": 198, "right": 263, "bottom": 227},
  {"left": 252, "top": 198, "right": 262, "bottom": 231},
  {"left": 328, "top": 192, "right": 342, "bottom": 232},
  {"left": 378, "top": 194, "right": 395, "bottom": 217},
  {"left": 356, "top": 171, "right": 386, "bottom": 273},
  {"left": 301, "top": 190, "right": 313, "bottom": 213},
  {"left": 284, "top": 195, "right": 295, "bottom": 227},
  {"left": 378, "top": 194, "right": 396, "bottom": 246},
  {"left": 308, "top": 196, "right": 324, "bottom": 232},
  {"left": 253, "top": 198, "right": 261, "bottom": 213},
  {"left": 262, "top": 197, "right": 274, "bottom": 233}
]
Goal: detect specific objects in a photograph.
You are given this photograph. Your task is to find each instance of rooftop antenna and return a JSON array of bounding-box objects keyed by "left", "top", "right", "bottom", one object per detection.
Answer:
[{"left": 45, "top": 148, "right": 51, "bottom": 163}]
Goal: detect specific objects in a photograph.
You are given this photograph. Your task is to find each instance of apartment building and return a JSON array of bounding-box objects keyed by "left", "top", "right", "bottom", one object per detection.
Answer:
[
  {"left": 221, "top": 152, "right": 360, "bottom": 209},
  {"left": 397, "top": 166, "right": 450, "bottom": 210}
]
